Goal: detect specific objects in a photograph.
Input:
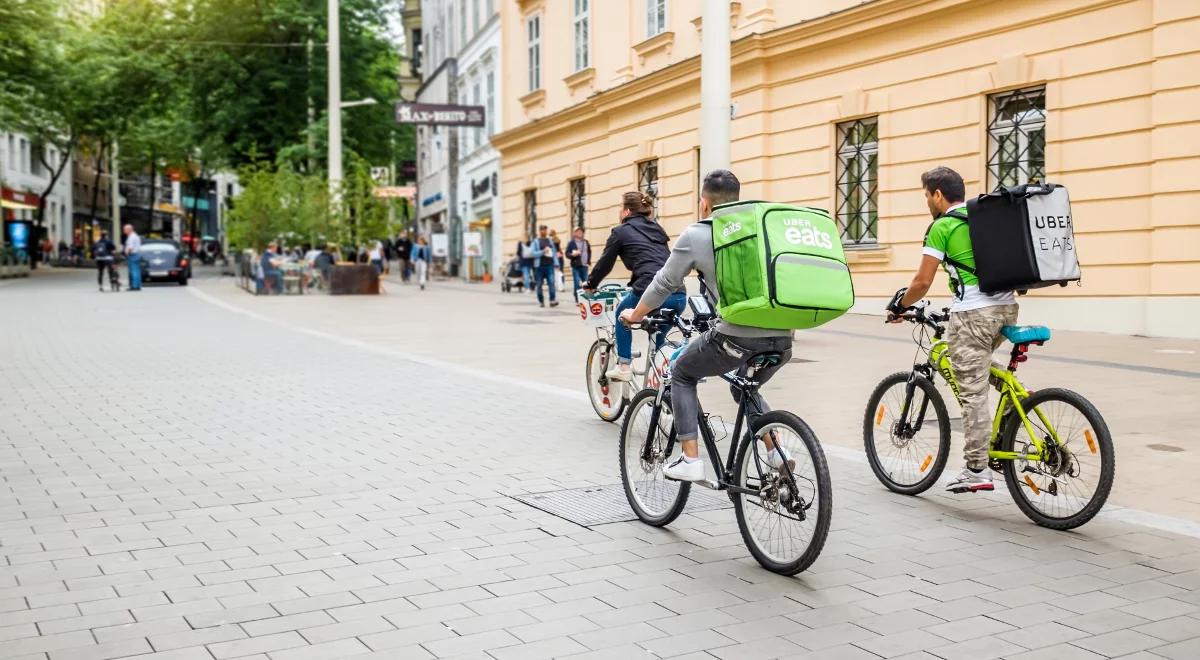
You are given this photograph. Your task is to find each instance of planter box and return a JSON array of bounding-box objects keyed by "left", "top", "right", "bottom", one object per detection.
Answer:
[{"left": 329, "top": 264, "right": 380, "bottom": 295}]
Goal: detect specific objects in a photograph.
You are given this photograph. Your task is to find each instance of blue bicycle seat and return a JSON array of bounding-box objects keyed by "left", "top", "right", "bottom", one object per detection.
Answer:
[{"left": 1002, "top": 325, "right": 1052, "bottom": 345}]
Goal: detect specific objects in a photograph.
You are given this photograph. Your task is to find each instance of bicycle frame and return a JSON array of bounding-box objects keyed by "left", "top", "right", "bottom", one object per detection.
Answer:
[{"left": 920, "top": 336, "right": 1061, "bottom": 463}]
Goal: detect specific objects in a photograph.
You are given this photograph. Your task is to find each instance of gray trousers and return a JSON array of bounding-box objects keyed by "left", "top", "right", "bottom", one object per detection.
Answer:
[{"left": 670, "top": 329, "right": 793, "bottom": 440}]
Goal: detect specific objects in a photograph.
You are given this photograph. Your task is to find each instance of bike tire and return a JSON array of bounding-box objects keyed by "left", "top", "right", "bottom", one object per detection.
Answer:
[
  {"left": 586, "top": 339, "right": 625, "bottom": 422},
  {"left": 732, "top": 411, "right": 832, "bottom": 575},
  {"left": 1000, "top": 388, "right": 1114, "bottom": 530},
  {"left": 863, "top": 371, "right": 951, "bottom": 495},
  {"left": 619, "top": 388, "right": 691, "bottom": 527}
]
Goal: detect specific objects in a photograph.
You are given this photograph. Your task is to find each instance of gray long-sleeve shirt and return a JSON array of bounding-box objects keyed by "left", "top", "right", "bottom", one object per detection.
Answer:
[{"left": 639, "top": 221, "right": 790, "bottom": 339}]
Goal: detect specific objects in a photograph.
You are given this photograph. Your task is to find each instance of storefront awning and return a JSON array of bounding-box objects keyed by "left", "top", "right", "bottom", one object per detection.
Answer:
[
  {"left": 1, "top": 199, "right": 37, "bottom": 210},
  {"left": 374, "top": 186, "right": 416, "bottom": 200}
]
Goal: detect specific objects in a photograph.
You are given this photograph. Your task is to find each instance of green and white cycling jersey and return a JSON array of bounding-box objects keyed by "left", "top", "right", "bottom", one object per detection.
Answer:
[{"left": 922, "top": 202, "right": 1015, "bottom": 312}]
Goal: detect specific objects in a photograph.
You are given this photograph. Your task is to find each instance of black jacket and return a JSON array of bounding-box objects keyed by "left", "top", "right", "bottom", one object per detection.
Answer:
[
  {"left": 585, "top": 215, "right": 678, "bottom": 294},
  {"left": 566, "top": 238, "right": 591, "bottom": 268}
]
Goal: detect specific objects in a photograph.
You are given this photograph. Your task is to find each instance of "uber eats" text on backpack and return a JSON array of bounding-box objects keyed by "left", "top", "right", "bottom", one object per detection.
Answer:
[{"left": 708, "top": 202, "right": 855, "bottom": 330}]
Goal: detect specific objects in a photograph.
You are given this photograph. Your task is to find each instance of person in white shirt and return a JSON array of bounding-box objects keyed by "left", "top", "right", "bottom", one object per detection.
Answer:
[{"left": 122, "top": 224, "right": 143, "bottom": 291}]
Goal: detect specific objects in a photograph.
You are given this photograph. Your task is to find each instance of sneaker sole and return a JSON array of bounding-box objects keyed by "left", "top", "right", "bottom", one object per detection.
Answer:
[{"left": 948, "top": 483, "right": 994, "bottom": 493}]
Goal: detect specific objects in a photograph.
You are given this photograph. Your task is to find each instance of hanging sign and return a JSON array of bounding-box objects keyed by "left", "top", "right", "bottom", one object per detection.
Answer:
[{"left": 395, "top": 103, "right": 486, "bottom": 127}]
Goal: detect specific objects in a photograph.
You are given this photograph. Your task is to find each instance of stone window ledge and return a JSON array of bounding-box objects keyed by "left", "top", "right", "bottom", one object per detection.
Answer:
[
  {"left": 843, "top": 245, "right": 892, "bottom": 264},
  {"left": 519, "top": 89, "right": 546, "bottom": 111},
  {"left": 564, "top": 67, "right": 595, "bottom": 94},
  {"left": 632, "top": 31, "right": 675, "bottom": 64}
]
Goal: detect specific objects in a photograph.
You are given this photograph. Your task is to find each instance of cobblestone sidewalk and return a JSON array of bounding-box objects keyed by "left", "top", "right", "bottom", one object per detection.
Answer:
[{"left": 0, "top": 272, "right": 1197, "bottom": 660}]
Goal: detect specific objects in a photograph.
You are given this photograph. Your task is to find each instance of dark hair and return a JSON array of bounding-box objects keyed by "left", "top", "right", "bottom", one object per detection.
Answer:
[
  {"left": 701, "top": 169, "right": 741, "bottom": 206},
  {"left": 622, "top": 191, "right": 654, "bottom": 216},
  {"left": 920, "top": 166, "right": 965, "bottom": 203}
]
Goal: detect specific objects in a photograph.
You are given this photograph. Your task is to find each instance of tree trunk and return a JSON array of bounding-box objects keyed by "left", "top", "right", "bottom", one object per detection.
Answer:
[
  {"left": 33, "top": 139, "right": 74, "bottom": 269},
  {"left": 88, "top": 140, "right": 107, "bottom": 232}
]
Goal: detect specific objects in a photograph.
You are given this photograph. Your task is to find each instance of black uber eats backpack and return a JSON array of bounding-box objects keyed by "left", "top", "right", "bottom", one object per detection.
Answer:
[{"left": 957, "top": 183, "right": 1081, "bottom": 295}]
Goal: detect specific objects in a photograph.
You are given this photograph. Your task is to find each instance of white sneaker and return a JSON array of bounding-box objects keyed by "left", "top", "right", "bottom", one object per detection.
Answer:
[
  {"left": 946, "top": 467, "right": 994, "bottom": 493},
  {"left": 663, "top": 455, "right": 705, "bottom": 482},
  {"left": 605, "top": 363, "right": 633, "bottom": 382},
  {"left": 767, "top": 447, "right": 795, "bottom": 472}
]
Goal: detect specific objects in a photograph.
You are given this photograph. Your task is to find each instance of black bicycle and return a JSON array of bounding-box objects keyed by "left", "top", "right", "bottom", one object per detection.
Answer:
[{"left": 618, "top": 305, "right": 832, "bottom": 575}]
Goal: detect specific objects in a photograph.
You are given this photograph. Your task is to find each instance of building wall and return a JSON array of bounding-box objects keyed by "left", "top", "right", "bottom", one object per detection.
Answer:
[
  {"left": 0, "top": 131, "right": 73, "bottom": 248},
  {"left": 493, "top": 0, "right": 1200, "bottom": 338}
]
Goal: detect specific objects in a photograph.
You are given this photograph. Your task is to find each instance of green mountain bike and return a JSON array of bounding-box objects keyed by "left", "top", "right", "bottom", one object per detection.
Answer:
[{"left": 863, "top": 304, "right": 1114, "bottom": 530}]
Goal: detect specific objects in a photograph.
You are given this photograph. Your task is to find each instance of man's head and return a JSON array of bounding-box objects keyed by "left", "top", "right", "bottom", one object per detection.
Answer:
[
  {"left": 538, "top": 224, "right": 548, "bottom": 237},
  {"left": 267, "top": 242, "right": 278, "bottom": 252},
  {"left": 700, "top": 169, "right": 740, "bottom": 217},
  {"left": 573, "top": 227, "right": 584, "bottom": 239},
  {"left": 921, "top": 166, "right": 965, "bottom": 218},
  {"left": 100, "top": 231, "right": 108, "bottom": 240},
  {"left": 122, "top": 224, "right": 132, "bottom": 236}
]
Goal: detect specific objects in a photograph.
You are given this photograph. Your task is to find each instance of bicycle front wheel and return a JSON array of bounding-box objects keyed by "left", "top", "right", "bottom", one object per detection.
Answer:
[
  {"left": 1000, "top": 388, "right": 1114, "bottom": 530},
  {"left": 586, "top": 339, "right": 625, "bottom": 422},
  {"left": 732, "top": 412, "right": 832, "bottom": 575},
  {"left": 863, "top": 371, "right": 951, "bottom": 495},
  {"left": 619, "top": 388, "right": 690, "bottom": 526}
]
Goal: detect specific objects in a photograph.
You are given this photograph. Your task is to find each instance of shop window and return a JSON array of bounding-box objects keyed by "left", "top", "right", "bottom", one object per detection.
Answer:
[
  {"left": 988, "top": 86, "right": 1046, "bottom": 190},
  {"left": 835, "top": 117, "right": 879, "bottom": 245},
  {"left": 570, "top": 178, "right": 586, "bottom": 229},
  {"left": 638, "top": 159, "right": 659, "bottom": 218},
  {"left": 646, "top": 0, "right": 666, "bottom": 38},
  {"left": 524, "top": 189, "right": 538, "bottom": 237},
  {"left": 574, "top": 0, "right": 590, "bottom": 71},
  {"left": 527, "top": 14, "right": 541, "bottom": 91}
]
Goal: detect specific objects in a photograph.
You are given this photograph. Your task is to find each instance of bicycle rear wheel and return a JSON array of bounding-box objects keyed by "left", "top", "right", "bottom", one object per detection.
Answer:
[
  {"left": 863, "top": 371, "right": 951, "bottom": 495},
  {"left": 732, "top": 411, "right": 831, "bottom": 575},
  {"left": 586, "top": 339, "right": 625, "bottom": 422},
  {"left": 619, "top": 388, "right": 690, "bottom": 526},
  {"left": 1000, "top": 388, "right": 1114, "bottom": 530}
]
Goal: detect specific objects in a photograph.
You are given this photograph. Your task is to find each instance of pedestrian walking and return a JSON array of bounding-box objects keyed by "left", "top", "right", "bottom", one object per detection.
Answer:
[
  {"left": 396, "top": 233, "right": 413, "bottom": 283},
  {"left": 548, "top": 229, "right": 566, "bottom": 292},
  {"left": 566, "top": 227, "right": 591, "bottom": 301},
  {"left": 530, "top": 225, "right": 559, "bottom": 308},
  {"left": 368, "top": 240, "right": 385, "bottom": 276},
  {"left": 122, "top": 224, "right": 143, "bottom": 291},
  {"left": 516, "top": 233, "right": 535, "bottom": 292},
  {"left": 92, "top": 231, "right": 117, "bottom": 291},
  {"left": 411, "top": 236, "right": 431, "bottom": 290}
]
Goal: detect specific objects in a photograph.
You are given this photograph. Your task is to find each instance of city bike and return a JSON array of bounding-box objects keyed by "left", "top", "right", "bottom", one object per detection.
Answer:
[
  {"left": 582, "top": 284, "right": 678, "bottom": 422},
  {"left": 619, "top": 306, "right": 832, "bottom": 575},
  {"left": 863, "top": 303, "right": 1114, "bottom": 530}
]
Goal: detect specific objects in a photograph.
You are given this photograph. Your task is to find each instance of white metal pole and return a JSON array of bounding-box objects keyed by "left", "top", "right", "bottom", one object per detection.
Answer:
[
  {"left": 111, "top": 139, "right": 120, "bottom": 236},
  {"left": 700, "top": 0, "right": 731, "bottom": 176},
  {"left": 327, "top": 0, "right": 342, "bottom": 200}
]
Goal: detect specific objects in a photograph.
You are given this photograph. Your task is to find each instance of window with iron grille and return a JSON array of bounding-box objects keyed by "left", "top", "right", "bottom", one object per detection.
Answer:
[
  {"left": 527, "top": 15, "right": 541, "bottom": 91},
  {"left": 988, "top": 86, "right": 1046, "bottom": 190},
  {"left": 570, "top": 178, "right": 586, "bottom": 229},
  {"left": 574, "top": 0, "right": 590, "bottom": 71},
  {"left": 524, "top": 189, "right": 538, "bottom": 237},
  {"left": 835, "top": 117, "right": 879, "bottom": 245},
  {"left": 638, "top": 159, "right": 659, "bottom": 217},
  {"left": 646, "top": 0, "right": 666, "bottom": 38}
]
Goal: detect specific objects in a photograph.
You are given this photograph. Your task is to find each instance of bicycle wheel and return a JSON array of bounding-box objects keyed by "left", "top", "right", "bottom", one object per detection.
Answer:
[
  {"left": 586, "top": 339, "right": 625, "bottom": 422},
  {"left": 1000, "top": 388, "right": 1114, "bottom": 530},
  {"left": 619, "top": 388, "right": 690, "bottom": 526},
  {"left": 863, "top": 371, "right": 951, "bottom": 495},
  {"left": 732, "top": 411, "right": 832, "bottom": 575}
]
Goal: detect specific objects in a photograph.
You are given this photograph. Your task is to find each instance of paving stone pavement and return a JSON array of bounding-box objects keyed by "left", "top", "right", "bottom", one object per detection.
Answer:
[{"left": 1, "top": 270, "right": 1199, "bottom": 660}]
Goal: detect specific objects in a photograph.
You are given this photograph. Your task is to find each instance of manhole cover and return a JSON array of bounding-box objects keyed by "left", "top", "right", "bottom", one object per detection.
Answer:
[
  {"left": 511, "top": 483, "right": 732, "bottom": 527},
  {"left": 1147, "top": 443, "right": 1184, "bottom": 453}
]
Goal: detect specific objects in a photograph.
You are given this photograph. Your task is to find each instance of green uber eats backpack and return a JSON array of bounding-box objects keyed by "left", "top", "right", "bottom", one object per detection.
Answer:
[{"left": 707, "top": 201, "right": 855, "bottom": 330}]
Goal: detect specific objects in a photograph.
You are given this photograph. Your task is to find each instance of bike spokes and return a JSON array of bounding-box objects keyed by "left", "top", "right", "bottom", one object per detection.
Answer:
[
  {"left": 738, "top": 423, "right": 822, "bottom": 567},
  {"left": 1012, "top": 397, "right": 1108, "bottom": 522},
  {"left": 875, "top": 381, "right": 945, "bottom": 487}
]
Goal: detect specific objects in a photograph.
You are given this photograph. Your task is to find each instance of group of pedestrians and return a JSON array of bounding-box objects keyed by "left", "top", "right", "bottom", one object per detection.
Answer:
[
  {"left": 514, "top": 226, "right": 594, "bottom": 307},
  {"left": 91, "top": 224, "right": 143, "bottom": 292}
]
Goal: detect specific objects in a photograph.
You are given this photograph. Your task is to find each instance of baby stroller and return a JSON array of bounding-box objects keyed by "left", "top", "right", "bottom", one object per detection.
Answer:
[{"left": 501, "top": 257, "right": 525, "bottom": 293}]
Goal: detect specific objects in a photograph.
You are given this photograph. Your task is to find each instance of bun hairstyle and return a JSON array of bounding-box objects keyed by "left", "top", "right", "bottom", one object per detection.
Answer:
[{"left": 622, "top": 191, "right": 654, "bottom": 216}]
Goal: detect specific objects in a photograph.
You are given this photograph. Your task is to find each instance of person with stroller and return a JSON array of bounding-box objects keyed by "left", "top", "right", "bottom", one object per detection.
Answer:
[
  {"left": 93, "top": 232, "right": 117, "bottom": 291},
  {"left": 515, "top": 233, "right": 536, "bottom": 292},
  {"left": 583, "top": 191, "right": 686, "bottom": 382}
]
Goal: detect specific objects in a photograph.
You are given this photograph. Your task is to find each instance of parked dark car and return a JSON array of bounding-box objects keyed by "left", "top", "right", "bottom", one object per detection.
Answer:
[{"left": 139, "top": 240, "right": 192, "bottom": 285}]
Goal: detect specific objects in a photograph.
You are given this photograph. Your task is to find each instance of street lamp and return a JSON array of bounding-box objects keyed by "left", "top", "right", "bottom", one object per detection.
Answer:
[{"left": 340, "top": 97, "right": 379, "bottom": 109}]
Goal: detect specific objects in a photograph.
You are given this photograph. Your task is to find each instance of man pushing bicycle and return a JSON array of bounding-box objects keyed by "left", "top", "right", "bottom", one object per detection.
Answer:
[{"left": 886, "top": 166, "right": 1019, "bottom": 494}]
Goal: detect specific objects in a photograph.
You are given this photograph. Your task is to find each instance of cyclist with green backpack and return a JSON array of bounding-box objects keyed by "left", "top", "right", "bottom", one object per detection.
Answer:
[
  {"left": 620, "top": 170, "right": 855, "bottom": 482},
  {"left": 886, "top": 166, "right": 1019, "bottom": 493}
]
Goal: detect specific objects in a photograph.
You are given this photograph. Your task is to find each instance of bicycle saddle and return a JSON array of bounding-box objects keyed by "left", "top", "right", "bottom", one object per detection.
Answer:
[
  {"left": 1001, "top": 325, "right": 1051, "bottom": 345},
  {"left": 748, "top": 352, "right": 785, "bottom": 367}
]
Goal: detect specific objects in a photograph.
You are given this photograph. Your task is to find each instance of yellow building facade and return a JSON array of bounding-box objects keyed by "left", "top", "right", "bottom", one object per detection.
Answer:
[{"left": 491, "top": 0, "right": 1200, "bottom": 338}]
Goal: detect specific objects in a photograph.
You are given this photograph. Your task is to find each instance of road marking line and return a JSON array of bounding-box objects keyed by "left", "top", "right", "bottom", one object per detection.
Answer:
[{"left": 189, "top": 285, "right": 1200, "bottom": 541}]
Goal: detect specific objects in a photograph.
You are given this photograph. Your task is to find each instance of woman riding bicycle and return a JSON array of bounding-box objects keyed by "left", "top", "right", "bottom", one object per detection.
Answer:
[
  {"left": 619, "top": 170, "right": 792, "bottom": 482},
  {"left": 583, "top": 191, "right": 686, "bottom": 382}
]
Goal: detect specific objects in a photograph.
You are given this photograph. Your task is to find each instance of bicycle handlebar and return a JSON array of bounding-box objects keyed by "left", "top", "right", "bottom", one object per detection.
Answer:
[{"left": 898, "top": 302, "right": 950, "bottom": 328}]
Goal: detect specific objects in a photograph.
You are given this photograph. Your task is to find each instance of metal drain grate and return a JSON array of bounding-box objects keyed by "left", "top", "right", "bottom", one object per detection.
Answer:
[{"left": 511, "top": 483, "right": 732, "bottom": 527}]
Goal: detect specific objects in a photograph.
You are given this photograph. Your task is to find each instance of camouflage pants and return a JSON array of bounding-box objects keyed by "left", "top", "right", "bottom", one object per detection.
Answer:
[{"left": 947, "top": 304, "right": 1019, "bottom": 470}]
